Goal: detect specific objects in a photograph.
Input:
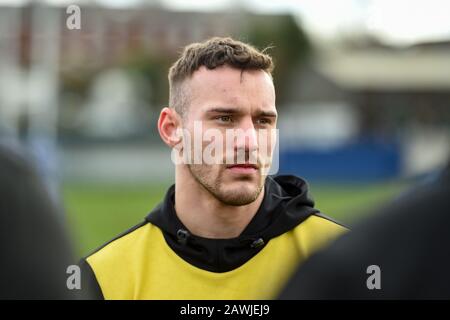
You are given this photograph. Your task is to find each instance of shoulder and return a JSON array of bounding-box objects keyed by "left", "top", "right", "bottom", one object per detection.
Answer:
[
  {"left": 82, "top": 221, "right": 165, "bottom": 299},
  {"left": 291, "top": 213, "right": 348, "bottom": 256},
  {"left": 85, "top": 221, "right": 161, "bottom": 267}
]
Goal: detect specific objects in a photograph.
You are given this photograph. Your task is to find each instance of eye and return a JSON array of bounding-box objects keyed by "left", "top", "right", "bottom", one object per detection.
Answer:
[
  {"left": 257, "top": 118, "right": 272, "bottom": 125},
  {"left": 216, "top": 115, "right": 233, "bottom": 123}
]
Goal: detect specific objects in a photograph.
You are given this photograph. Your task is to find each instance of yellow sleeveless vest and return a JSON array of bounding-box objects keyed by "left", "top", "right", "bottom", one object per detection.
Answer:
[{"left": 86, "top": 215, "right": 346, "bottom": 300}]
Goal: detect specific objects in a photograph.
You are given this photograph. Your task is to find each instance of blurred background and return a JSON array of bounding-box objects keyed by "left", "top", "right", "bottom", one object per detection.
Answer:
[{"left": 0, "top": 0, "right": 449, "bottom": 257}]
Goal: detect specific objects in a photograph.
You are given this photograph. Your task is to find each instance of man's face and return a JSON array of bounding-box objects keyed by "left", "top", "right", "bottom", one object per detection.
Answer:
[{"left": 179, "top": 65, "right": 277, "bottom": 206}]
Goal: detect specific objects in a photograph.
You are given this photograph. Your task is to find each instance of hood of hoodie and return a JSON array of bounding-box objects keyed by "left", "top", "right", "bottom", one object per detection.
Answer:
[{"left": 145, "top": 175, "right": 319, "bottom": 273}]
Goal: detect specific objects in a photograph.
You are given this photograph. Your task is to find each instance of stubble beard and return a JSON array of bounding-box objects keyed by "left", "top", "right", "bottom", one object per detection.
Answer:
[{"left": 187, "top": 164, "right": 264, "bottom": 206}]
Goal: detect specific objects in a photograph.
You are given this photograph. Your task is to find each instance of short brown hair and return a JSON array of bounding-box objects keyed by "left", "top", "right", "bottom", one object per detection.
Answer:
[{"left": 168, "top": 37, "right": 274, "bottom": 116}]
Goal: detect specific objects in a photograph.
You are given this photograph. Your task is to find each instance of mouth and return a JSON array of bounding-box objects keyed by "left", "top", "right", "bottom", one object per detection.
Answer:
[{"left": 226, "top": 163, "right": 259, "bottom": 174}]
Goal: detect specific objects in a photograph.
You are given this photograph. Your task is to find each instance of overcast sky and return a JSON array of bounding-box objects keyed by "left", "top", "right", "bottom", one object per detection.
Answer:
[{"left": 1, "top": 0, "right": 450, "bottom": 45}]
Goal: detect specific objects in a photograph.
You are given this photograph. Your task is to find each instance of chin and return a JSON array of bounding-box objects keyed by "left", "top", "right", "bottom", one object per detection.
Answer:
[
  {"left": 219, "top": 182, "right": 262, "bottom": 205},
  {"left": 226, "top": 178, "right": 258, "bottom": 189}
]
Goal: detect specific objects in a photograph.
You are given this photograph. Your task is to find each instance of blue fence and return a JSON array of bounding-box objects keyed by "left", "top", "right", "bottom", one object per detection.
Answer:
[{"left": 278, "top": 139, "right": 402, "bottom": 182}]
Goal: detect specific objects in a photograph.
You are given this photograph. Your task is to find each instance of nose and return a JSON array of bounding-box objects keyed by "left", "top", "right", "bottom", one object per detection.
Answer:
[{"left": 234, "top": 117, "right": 258, "bottom": 154}]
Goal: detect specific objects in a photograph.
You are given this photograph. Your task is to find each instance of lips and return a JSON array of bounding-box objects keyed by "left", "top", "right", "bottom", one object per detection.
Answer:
[
  {"left": 226, "top": 164, "right": 258, "bottom": 169},
  {"left": 226, "top": 163, "right": 259, "bottom": 174}
]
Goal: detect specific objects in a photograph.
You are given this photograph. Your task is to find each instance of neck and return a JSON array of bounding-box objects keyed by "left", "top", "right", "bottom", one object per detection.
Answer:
[{"left": 174, "top": 166, "right": 264, "bottom": 239}]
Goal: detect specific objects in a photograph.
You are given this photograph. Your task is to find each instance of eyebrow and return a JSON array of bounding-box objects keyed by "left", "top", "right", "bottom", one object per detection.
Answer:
[
  {"left": 206, "top": 107, "right": 240, "bottom": 114},
  {"left": 206, "top": 107, "right": 277, "bottom": 118},
  {"left": 258, "top": 110, "right": 278, "bottom": 118}
]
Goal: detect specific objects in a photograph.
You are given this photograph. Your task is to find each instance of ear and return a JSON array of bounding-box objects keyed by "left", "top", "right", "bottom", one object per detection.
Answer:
[{"left": 158, "top": 107, "right": 182, "bottom": 148}]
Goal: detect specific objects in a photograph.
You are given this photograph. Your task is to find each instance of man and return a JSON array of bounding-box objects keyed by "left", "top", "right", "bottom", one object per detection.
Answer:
[
  {"left": 81, "top": 37, "right": 346, "bottom": 300},
  {"left": 279, "top": 163, "right": 450, "bottom": 299},
  {"left": 0, "top": 144, "right": 83, "bottom": 299}
]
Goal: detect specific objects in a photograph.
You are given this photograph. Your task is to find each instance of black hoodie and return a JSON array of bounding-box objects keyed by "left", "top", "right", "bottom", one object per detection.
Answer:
[{"left": 146, "top": 175, "right": 332, "bottom": 272}]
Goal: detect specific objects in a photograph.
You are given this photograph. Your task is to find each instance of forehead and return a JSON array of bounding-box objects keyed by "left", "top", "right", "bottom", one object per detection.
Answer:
[{"left": 186, "top": 65, "right": 275, "bottom": 112}]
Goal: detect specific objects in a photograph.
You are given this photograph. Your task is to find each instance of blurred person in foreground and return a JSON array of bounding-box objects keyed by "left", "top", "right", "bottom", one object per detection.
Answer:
[
  {"left": 279, "top": 162, "right": 450, "bottom": 299},
  {"left": 0, "top": 144, "right": 77, "bottom": 299},
  {"left": 80, "top": 37, "right": 346, "bottom": 300}
]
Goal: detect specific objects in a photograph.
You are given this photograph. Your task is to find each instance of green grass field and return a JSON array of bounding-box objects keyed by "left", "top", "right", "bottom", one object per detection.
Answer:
[{"left": 64, "top": 181, "right": 408, "bottom": 257}]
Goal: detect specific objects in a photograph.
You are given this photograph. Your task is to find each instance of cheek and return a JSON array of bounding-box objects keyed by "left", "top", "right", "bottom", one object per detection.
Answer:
[
  {"left": 197, "top": 163, "right": 223, "bottom": 174},
  {"left": 256, "top": 131, "right": 276, "bottom": 156}
]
